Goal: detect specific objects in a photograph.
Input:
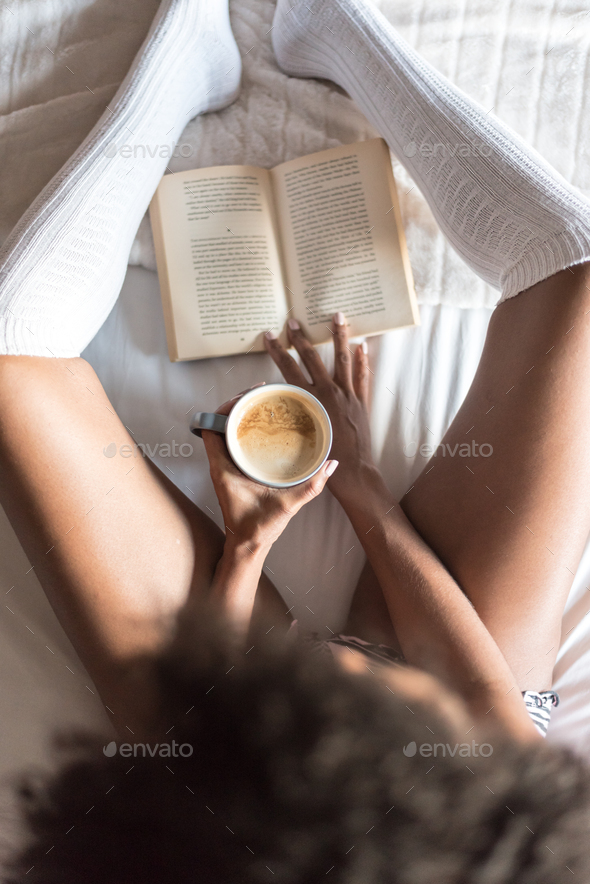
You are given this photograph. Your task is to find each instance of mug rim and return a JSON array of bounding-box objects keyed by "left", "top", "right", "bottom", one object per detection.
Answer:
[{"left": 225, "top": 383, "right": 333, "bottom": 488}]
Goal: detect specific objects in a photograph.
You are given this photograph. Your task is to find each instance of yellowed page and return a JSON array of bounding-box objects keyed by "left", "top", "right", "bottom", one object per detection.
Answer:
[
  {"left": 270, "top": 139, "right": 419, "bottom": 344},
  {"left": 150, "top": 166, "right": 289, "bottom": 361}
]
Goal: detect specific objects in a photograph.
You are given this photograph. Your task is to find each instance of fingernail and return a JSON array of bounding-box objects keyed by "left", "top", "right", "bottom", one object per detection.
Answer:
[
  {"left": 325, "top": 459, "right": 339, "bottom": 477},
  {"left": 361, "top": 341, "right": 368, "bottom": 354},
  {"left": 335, "top": 311, "right": 345, "bottom": 326},
  {"left": 265, "top": 330, "right": 277, "bottom": 340},
  {"left": 231, "top": 381, "right": 265, "bottom": 401},
  {"left": 288, "top": 318, "right": 300, "bottom": 330}
]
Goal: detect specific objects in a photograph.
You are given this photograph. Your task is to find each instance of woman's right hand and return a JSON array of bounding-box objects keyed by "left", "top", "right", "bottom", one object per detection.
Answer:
[
  {"left": 264, "top": 313, "right": 379, "bottom": 504},
  {"left": 201, "top": 387, "right": 338, "bottom": 553}
]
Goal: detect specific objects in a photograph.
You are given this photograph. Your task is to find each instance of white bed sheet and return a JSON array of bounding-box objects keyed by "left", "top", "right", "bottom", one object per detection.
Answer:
[{"left": 2, "top": 264, "right": 590, "bottom": 841}]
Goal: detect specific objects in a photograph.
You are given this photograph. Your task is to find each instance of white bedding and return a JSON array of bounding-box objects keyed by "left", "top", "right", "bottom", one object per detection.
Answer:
[{"left": 2, "top": 0, "right": 590, "bottom": 854}]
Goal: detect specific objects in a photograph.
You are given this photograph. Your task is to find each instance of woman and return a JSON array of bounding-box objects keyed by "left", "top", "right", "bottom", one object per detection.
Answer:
[{"left": 2, "top": 0, "right": 590, "bottom": 879}]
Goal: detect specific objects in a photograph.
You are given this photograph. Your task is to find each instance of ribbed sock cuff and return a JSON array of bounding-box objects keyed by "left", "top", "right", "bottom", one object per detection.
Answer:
[
  {"left": 0, "top": 316, "right": 80, "bottom": 358},
  {"left": 499, "top": 229, "right": 590, "bottom": 302}
]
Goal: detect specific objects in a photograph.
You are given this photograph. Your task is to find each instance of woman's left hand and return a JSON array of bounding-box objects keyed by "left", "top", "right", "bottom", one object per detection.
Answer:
[
  {"left": 201, "top": 387, "right": 338, "bottom": 554},
  {"left": 264, "top": 314, "right": 377, "bottom": 504}
]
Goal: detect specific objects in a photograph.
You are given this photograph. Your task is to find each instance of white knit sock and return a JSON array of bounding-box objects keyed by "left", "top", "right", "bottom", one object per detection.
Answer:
[
  {"left": 0, "top": 0, "right": 241, "bottom": 358},
  {"left": 272, "top": 0, "right": 590, "bottom": 301}
]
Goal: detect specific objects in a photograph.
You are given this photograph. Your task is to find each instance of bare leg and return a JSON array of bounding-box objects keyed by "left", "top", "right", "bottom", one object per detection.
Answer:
[
  {"left": 0, "top": 356, "right": 289, "bottom": 735},
  {"left": 273, "top": 0, "right": 590, "bottom": 692},
  {"left": 346, "top": 263, "right": 590, "bottom": 691},
  {"left": 343, "top": 559, "right": 401, "bottom": 651}
]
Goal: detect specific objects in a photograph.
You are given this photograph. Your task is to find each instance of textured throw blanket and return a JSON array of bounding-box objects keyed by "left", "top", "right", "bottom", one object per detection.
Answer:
[{"left": 1, "top": 0, "right": 590, "bottom": 309}]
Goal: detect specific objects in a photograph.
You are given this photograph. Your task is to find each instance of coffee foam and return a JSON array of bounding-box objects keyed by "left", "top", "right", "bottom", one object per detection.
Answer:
[{"left": 235, "top": 392, "right": 322, "bottom": 483}]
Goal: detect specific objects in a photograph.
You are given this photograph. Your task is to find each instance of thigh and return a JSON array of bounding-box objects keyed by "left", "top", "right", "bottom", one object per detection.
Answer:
[
  {"left": 0, "top": 356, "right": 287, "bottom": 731},
  {"left": 402, "top": 264, "right": 590, "bottom": 690},
  {"left": 343, "top": 558, "right": 401, "bottom": 650}
]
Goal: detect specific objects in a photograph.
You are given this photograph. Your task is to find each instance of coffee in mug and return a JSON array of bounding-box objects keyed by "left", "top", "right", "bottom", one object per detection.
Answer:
[
  {"left": 191, "top": 384, "right": 332, "bottom": 488},
  {"left": 236, "top": 391, "right": 320, "bottom": 484}
]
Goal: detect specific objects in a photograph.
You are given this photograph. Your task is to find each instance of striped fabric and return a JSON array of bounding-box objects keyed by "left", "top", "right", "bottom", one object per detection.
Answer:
[
  {"left": 522, "top": 690, "right": 560, "bottom": 738},
  {"left": 288, "top": 622, "right": 560, "bottom": 737}
]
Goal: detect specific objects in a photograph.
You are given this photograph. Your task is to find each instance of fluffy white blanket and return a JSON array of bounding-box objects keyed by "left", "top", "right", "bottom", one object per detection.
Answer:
[{"left": 2, "top": 0, "right": 590, "bottom": 309}]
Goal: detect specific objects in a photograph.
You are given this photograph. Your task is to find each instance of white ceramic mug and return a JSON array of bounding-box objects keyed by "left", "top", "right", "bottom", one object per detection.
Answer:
[{"left": 190, "top": 383, "right": 333, "bottom": 488}]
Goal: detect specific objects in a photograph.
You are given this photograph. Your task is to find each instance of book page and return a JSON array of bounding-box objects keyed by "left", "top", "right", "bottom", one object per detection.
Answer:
[
  {"left": 270, "top": 139, "right": 418, "bottom": 344},
  {"left": 151, "top": 166, "right": 289, "bottom": 360}
]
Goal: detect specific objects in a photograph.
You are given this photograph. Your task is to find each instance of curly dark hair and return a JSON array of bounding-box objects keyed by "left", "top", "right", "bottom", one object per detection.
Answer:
[{"left": 5, "top": 602, "right": 590, "bottom": 884}]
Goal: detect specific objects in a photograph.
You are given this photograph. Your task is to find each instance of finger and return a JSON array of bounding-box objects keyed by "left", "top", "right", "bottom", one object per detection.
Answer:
[
  {"left": 264, "top": 330, "right": 309, "bottom": 387},
  {"left": 353, "top": 341, "right": 370, "bottom": 407},
  {"left": 285, "top": 319, "right": 332, "bottom": 387},
  {"left": 201, "top": 426, "right": 243, "bottom": 480},
  {"left": 216, "top": 382, "right": 266, "bottom": 416},
  {"left": 201, "top": 424, "right": 230, "bottom": 463},
  {"left": 332, "top": 311, "right": 353, "bottom": 391},
  {"left": 282, "top": 459, "right": 339, "bottom": 515}
]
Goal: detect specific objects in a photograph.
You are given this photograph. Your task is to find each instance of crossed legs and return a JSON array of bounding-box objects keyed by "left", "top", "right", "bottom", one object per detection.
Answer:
[
  {"left": 3, "top": 0, "right": 590, "bottom": 736},
  {"left": 2, "top": 263, "right": 586, "bottom": 740}
]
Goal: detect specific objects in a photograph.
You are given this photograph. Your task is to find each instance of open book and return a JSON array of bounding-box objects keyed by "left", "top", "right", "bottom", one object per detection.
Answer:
[{"left": 149, "top": 138, "right": 419, "bottom": 361}]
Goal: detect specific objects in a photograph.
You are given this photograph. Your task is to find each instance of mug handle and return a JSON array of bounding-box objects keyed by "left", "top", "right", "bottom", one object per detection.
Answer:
[{"left": 190, "top": 412, "right": 228, "bottom": 439}]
